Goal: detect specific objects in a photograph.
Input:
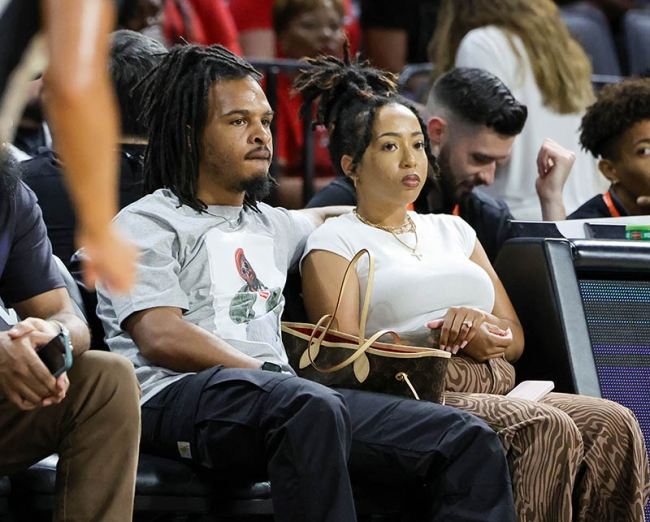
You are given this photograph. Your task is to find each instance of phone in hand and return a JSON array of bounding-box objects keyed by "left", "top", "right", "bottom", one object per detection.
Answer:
[{"left": 37, "top": 330, "right": 73, "bottom": 377}]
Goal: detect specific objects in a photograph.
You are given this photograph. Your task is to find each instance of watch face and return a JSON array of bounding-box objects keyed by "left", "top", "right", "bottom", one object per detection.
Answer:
[{"left": 262, "top": 361, "right": 282, "bottom": 372}]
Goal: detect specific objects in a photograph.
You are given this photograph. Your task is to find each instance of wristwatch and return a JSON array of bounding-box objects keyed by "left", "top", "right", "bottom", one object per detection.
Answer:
[{"left": 260, "top": 361, "right": 283, "bottom": 373}]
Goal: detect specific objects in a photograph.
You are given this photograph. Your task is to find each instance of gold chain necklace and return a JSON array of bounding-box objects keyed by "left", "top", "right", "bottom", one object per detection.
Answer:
[{"left": 353, "top": 208, "right": 422, "bottom": 260}]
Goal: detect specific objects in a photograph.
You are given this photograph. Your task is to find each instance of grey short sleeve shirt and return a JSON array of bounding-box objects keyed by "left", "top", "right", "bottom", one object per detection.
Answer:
[{"left": 96, "top": 189, "right": 315, "bottom": 403}]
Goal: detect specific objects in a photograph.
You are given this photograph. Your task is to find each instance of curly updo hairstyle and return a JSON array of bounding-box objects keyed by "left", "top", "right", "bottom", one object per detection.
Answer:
[{"left": 293, "top": 42, "right": 439, "bottom": 178}]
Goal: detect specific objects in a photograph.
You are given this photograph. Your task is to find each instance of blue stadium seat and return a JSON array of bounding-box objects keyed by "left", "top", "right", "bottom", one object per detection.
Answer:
[
  {"left": 560, "top": 3, "right": 622, "bottom": 76},
  {"left": 0, "top": 476, "right": 9, "bottom": 517},
  {"left": 624, "top": 9, "right": 650, "bottom": 75}
]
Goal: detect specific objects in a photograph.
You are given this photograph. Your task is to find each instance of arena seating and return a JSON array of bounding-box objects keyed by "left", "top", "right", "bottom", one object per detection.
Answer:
[
  {"left": 560, "top": 2, "right": 622, "bottom": 76},
  {"left": 624, "top": 9, "right": 650, "bottom": 75}
]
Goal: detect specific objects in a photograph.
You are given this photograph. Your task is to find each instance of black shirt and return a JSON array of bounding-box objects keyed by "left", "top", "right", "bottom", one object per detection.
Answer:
[
  {"left": 307, "top": 176, "right": 513, "bottom": 262},
  {"left": 0, "top": 177, "right": 63, "bottom": 307},
  {"left": 21, "top": 145, "right": 146, "bottom": 266},
  {"left": 567, "top": 188, "right": 628, "bottom": 219}
]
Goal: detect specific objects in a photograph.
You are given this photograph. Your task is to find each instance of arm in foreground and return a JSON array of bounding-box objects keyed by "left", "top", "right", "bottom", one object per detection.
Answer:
[{"left": 42, "top": 0, "right": 137, "bottom": 292}]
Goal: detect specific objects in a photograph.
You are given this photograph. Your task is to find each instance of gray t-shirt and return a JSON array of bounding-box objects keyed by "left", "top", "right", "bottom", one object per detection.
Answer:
[{"left": 96, "top": 188, "right": 315, "bottom": 404}]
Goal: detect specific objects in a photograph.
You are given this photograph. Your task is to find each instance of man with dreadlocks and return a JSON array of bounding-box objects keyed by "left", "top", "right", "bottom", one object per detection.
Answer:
[{"left": 96, "top": 43, "right": 517, "bottom": 521}]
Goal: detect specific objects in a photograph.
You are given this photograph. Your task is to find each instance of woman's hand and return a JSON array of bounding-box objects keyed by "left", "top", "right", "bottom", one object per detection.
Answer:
[
  {"left": 462, "top": 322, "right": 513, "bottom": 362},
  {"left": 425, "top": 306, "right": 488, "bottom": 353}
]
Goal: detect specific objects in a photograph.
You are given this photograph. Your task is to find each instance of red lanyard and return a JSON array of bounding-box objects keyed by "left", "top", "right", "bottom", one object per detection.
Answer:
[{"left": 602, "top": 191, "right": 621, "bottom": 217}]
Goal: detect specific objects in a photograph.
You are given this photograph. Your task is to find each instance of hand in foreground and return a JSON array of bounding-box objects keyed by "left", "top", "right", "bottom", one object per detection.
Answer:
[
  {"left": 0, "top": 319, "right": 68, "bottom": 410},
  {"left": 425, "top": 306, "right": 488, "bottom": 353},
  {"left": 78, "top": 225, "right": 138, "bottom": 293}
]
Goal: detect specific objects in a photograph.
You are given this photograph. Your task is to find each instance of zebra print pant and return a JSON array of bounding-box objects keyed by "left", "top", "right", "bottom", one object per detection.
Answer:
[{"left": 444, "top": 391, "right": 650, "bottom": 521}]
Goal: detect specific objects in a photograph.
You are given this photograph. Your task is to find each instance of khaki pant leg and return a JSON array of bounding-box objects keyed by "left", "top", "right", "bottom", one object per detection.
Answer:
[
  {"left": 0, "top": 351, "right": 141, "bottom": 522},
  {"left": 541, "top": 392, "right": 650, "bottom": 522},
  {"left": 444, "top": 391, "right": 583, "bottom": 522}
]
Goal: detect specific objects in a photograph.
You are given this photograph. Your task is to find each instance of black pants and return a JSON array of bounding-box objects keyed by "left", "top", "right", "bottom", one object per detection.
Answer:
[{"left": 141, "top": 367, "right": 516, "bottom": 522}]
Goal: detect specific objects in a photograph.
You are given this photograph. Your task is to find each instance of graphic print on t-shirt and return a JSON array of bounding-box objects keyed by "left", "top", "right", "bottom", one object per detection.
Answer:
[{"left": 204, "top": 228, "right": 285, "bottom": 358}]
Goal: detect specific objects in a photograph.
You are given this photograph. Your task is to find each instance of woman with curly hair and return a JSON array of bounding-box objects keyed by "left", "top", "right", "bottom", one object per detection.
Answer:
[
  {"left": 297, "top": 46, "right": 650, "bottom": 521},
  {"left": 428, "top": 0, "right": 609, "bottom": 221},
  {"left": 570, "top": 77, "right": 650, "bottom": 218}
]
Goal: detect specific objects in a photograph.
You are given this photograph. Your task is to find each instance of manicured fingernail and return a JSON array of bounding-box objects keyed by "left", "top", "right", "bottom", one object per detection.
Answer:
[
  {"left": 452, "top": 347, "right": 459, "bottom": 354},
  {"left": 440, "top": 345, "right": 447, "bottom": 351},
  {"left": 460, "top": 340, "right": 468, "bottom": 349}
]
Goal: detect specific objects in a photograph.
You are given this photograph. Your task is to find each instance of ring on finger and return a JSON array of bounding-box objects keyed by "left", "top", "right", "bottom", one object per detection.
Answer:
[{"left": 462, "top": 320, "right": 473, "bottom": 329}]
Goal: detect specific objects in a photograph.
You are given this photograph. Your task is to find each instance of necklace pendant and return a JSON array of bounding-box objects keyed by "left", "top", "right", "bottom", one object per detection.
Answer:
[{"left": 412, "top": 251, "right": 422, "bottom": 260}]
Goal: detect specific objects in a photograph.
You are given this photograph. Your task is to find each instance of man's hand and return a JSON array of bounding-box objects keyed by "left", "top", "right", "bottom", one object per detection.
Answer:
[
  {"left": 535, "top": 138, "right": 575, "bottom": 221},
  {"left": 0, "top": 318, "right": 70, "bottom": 410},
  {"left": 0, "top": 317, "right": 70, "bottom": 410},
  {"left": 78, "top": 225, "right": 138, "bottom": 293}
]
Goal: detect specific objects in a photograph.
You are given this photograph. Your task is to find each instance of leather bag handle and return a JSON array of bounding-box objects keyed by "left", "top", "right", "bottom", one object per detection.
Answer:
[{"left": 306, "top": 249, "right": 402, "bottom": 373}]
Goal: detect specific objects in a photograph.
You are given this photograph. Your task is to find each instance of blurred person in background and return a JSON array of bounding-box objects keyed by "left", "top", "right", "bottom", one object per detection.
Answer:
[
  {"left": 229, "top": 0, "right": 359, "bottom": 59},
  {"left": 360, "top": 0, "right": 440, "bottom": 74},
  {"left": 230, "top": 0, "right": 352, "bottom": 208},
  {"left": 120, "top": 0, "right": 242, "bottom": 52},
  {"left": 428, "top": 0, "right": 609, "bottom": 221}
]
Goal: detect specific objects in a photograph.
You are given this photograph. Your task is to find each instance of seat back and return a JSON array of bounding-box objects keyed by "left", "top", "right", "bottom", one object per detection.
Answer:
[
  {"left": 560, "top": 4, "right": 622, "bottom": 75},
  {"left": 398, "top": 62, "right": 434, "bottom": 104},
  {"left": 624, "top": 9, "right": 650, "bottom": 75},
  {"left": 494, "top": 237, "right": 650, "bottom": 520},
  {"left": 0, "top": 476, "right": 9, "bottom": 515}
]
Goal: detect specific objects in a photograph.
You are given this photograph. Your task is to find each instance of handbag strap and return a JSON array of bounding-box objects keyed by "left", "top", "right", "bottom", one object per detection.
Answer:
[{"left": 306, "top": 249, "right": 402, "bottom": 373}]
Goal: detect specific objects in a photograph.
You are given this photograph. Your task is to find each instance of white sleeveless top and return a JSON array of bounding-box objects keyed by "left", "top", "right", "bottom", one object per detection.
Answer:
[{"left": 303, "top": 211, "right": 496, "bottom": 345}]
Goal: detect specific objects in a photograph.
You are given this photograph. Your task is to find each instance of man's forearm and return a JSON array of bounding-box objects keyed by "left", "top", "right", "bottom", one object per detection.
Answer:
[
  {"left": 130, "top": 313, "right": 263, "bottom": 373},
  {"left": 296, "top": 206, "right": 352, "bottom": 227},
  {"left": 539, "top": 194, "right": 567, "bottom": 221}
]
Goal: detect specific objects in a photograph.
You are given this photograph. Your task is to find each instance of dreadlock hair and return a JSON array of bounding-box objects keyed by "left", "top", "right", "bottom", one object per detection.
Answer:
[
  {"left": 140, "top": 44, "right": 264, "bottom": 212},
  {"left": 580, "top": 78, "right": 650, "bottom": 160},
  {"left": 293, "top": 41, "right": 440, "bottom": 179}
]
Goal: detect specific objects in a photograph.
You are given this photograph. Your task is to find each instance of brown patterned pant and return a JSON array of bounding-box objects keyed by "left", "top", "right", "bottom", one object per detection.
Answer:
[{"left": 445, "top": 391, "right": 650, "bottom": 521}]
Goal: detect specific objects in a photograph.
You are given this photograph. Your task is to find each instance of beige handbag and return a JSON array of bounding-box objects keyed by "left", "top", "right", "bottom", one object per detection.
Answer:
[{"left": 282, "top": 249, "right": 451, "bottom": 404}]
